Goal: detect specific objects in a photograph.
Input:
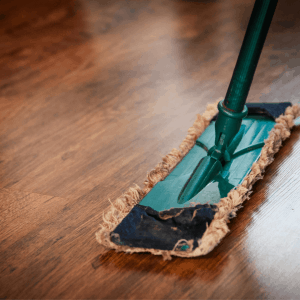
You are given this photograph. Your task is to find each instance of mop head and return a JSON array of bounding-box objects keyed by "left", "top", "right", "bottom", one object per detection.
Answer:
[{"left": 96, "top": 101, "right": 300, "bottom": 260}]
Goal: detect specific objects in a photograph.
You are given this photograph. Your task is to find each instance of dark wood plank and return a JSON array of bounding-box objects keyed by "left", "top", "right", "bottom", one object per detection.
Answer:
[{"left": 1, "top": 0, "right": 300, "bottom": 298}]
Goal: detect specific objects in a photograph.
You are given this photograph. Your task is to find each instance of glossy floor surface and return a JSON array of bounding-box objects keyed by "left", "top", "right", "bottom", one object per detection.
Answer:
[{"left": 1, "top": 0, "right": 300, "bottom": 298}]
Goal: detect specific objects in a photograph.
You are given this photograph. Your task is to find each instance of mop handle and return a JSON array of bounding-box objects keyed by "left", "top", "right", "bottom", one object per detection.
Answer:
[{"left": 224, "top": 0, "right": 278, "bottom": 112}]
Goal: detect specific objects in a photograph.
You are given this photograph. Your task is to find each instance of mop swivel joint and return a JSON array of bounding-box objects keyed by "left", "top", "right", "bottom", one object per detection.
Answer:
[
  {"left": 177, "top": 100, "right": 248, "bottom": 204},
  {"left": 212, "top": 100, "right": 248, "bottom": 162}
]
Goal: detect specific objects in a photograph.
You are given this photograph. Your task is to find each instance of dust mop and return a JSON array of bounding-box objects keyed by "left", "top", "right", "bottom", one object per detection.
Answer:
[{"left": 96, "top": 0, "right": 300, "bottom": 260}]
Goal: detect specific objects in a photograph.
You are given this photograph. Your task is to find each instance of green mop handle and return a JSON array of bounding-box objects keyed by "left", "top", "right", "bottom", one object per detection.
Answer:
[
  {"left": 224, "top": 0, "right": 278, "bottom": 112},
  {"left": 178, "top": 0, "right": 279, "bottom": 203}
]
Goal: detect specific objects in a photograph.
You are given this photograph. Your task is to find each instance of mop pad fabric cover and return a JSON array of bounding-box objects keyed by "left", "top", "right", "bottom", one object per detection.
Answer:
[
  {"left": 111, "top": 204, "right": 218, "bottom": 251},
  {"left": 96, "top": 102, "right": 300, "bottom": 260}
]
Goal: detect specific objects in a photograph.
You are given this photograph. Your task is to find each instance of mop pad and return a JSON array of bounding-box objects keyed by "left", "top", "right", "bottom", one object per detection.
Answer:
[{"left": 96, "top": 102, "right": 300, "bottom": 260}]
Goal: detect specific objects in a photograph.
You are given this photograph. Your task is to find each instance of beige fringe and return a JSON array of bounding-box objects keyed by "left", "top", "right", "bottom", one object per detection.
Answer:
[{"left": 95, "top": 102, "right": 300, "bottom": 260}]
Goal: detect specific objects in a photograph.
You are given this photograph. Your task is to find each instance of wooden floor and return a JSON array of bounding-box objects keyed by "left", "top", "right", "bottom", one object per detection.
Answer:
[{"left": 1, "top": 0, "right": 300, "bottom": 298}]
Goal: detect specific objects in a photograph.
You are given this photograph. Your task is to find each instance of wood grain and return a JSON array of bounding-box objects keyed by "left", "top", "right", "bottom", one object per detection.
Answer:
[{"left": 1, "top": 0, "right": 300, "bottom": 298}]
